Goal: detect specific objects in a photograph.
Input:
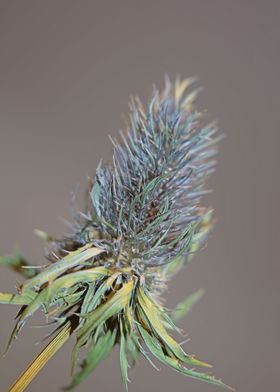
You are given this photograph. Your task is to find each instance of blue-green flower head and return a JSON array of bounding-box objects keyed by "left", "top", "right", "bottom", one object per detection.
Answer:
[{"left": 86, "top": 77, "right": 220, "bottom": 273}]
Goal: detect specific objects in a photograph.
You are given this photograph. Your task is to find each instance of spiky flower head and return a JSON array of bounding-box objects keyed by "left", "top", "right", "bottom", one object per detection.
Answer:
[{"left": 0, "top": 78, "right": 231, "bottom": 392}]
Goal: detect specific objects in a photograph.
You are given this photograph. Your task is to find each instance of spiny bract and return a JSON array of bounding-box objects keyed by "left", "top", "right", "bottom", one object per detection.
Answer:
[{"left": 0, "top": 78, "right": 231, "bottom": 392}]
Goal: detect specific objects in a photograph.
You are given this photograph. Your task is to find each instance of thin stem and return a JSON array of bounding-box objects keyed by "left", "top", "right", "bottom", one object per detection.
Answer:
[{"left": 8, "top": 321, "right": 73, "bottom": 392}]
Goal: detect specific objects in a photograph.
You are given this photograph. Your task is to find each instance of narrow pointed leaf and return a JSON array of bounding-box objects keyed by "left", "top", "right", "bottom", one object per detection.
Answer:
[
  {"left": 72, "top": 279, "right": 134, "bottom": 373},
  {"left": 172, "top": 289, "right": 205, "bottom": 322},
  {"left": 139, "top": 326, "right": 232, "bottom": 390},
  {"left": 0, "top": 291, "right": 36, "bottom": 305},
  {"left": 138, "top": 286, "right": 210, "bottom": 368},
  {"left": 65, "top": 329, "right": 116, "bottom": 390},
  {"left": 22, "top": 245, "right": 105, "bottom": 291},
  {"left": 120, "top": 322, "right": 129, "bottom": 391}
]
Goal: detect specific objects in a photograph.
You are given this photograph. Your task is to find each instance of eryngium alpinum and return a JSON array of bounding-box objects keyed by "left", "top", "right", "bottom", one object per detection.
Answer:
[{"left": 0, "top": 78, "right": 232, "bottom": 392}]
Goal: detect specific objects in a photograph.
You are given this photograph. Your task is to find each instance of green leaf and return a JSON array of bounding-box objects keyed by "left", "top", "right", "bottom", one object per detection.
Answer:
[
  {"left": 22, "top": 245, "right": 105, "bottom": 291},
  {"left": 137, "top": 286, "right": 210, "bottom": 368},
  {"left": 172, "top": 289, "right": 205, "bottom": 322},
  {"left": 7, "top": 289, "right": 49, "bottom": 349},
  {"left": 126, "top": 334, "right": 140, "bottom": 366},
  {"left": 163, "top": 256, "right": 185, "bottom": 279},
  {"left": 51, "top": 288, "right": 87, "bottom": 317},
  {"left": 0, "top": 291, "right": 36, "bottom": 305},
  {"left": 65, "top": 329, "right": 116, "bottom": 390},
  {"left": 120, "top": 321, "right": 129, "bottom": 392},
  {"left": 72, "top": 279, "right": 134, "bottom": 373},
  {"left": 8, "top": 267, "right": 109, "bottom": 349},
  {"left": 81, "top": 272, "right": 121, "bottom": 316},
  {"left": 45, "top": 266, "right": 108, "bottom": 302},
  {"left": 77, "top": 279, "right": 134, "bottom": 341},
  {"left": 138, "top": 325, "right": 232, "bottom": 390},
  {"left": 80, "top": 284, "right": 96, "bottom": 317},
  {"left": 0, "top": 249, "right": 37, "bottom": 278},
  {"left": 188, "top": 209, "right": 213, "bottom": 263}
]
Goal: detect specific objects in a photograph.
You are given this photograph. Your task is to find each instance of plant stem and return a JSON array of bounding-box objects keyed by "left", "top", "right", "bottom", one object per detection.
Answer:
[{"left": 8, "top": 321, "right": 73, "bottom": 392}]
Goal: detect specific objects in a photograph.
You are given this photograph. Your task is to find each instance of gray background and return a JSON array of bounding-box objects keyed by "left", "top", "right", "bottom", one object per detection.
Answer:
[{"left": 0, "top": 1, "right": 279, "bottom": 391}]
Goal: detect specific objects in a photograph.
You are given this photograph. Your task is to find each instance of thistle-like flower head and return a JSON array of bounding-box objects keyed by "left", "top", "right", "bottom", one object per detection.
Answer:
[{"left": 0, "top": 78, "right": 231, "bottom": 392}]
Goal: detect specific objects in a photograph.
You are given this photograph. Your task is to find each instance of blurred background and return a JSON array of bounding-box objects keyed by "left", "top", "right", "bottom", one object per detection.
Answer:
[{"left": 0, "top": 1, "right": 279, "bottom": 391}]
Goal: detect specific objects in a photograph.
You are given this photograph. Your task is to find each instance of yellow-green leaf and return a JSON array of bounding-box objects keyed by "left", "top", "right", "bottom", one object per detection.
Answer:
[
  {"left": 172, "top": 289, "right": 205, "bottom": 322},
  {"left": 138, "top": 286, "right": 210, "bottom": 368},
  {"left": 0, "top": 291, "right": 36, "bottom": 305},
  {"left": 139, "top": 325, "right": 233, "bottom": 390},
  {"left": 72, "top": 279, "right": 134, "bottom": 373},
  {"left": 22, "top": 245, "right": 105, "bottom": 291}
]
